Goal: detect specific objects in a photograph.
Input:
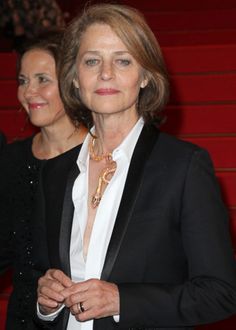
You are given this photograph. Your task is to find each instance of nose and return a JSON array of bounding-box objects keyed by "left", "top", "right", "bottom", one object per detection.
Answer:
[
  {"left": 99, "top": 61, "right": 114, "bottom": 81},
  {"left": 23, "top": 81, "right": 38, "bottom": 98}
]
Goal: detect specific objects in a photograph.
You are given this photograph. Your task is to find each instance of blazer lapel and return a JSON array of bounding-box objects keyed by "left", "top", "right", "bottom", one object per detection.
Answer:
[
  {"left": 59, "top": 163, "right": 79, "bottom": 276},
  {"left": 101, "top": 124, "right": 160, "bottom": 280}
]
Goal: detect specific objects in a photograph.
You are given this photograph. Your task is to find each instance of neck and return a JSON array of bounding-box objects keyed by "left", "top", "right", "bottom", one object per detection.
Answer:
[
  {"left": 93, "top": 113, "right": 140, "bottom": 154},
  {"left": 33, "top": 119, "right": 87, "bottom": 160}
]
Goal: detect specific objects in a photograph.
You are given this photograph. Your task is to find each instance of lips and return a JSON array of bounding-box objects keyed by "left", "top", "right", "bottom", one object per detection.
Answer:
[
  {"left": 95, "top": 88, "right": 119, "bottom": 95},
  {"left": 28, "top": 103, "right": 47, "bottom": 110}
]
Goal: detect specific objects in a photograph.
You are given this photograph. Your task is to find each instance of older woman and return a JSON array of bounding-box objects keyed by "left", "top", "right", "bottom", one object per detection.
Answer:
[{"left": 36, "top": 4, "right": 236, "bottom": 330}]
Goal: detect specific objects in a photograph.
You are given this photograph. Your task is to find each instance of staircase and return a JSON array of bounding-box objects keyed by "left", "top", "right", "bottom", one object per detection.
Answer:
[{"left": 0, "top": 0, "right": 236, "bottom": 328}]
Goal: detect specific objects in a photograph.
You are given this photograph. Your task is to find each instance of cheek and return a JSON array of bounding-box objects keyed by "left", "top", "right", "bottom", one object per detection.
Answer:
[
  {"left": 121, "top": 72, "right": 143, "bottom": 90},
  {"left": 77, "top": 80, "right": 93, "bottom": 104},
  {"left": 42, "top": 87, "right": 54, "bottom": 98},
  {"left": 124, "top": 80, "right": 142, "bottom": 98},
  {"left": 17, "top": 88, "right": 30, "bottom": 114},
  {"left": 43, "top": 86, "right": 62, "bottom": 103},
  {"left": 17, "top": 87, "right": 24, "bottom": 103}
]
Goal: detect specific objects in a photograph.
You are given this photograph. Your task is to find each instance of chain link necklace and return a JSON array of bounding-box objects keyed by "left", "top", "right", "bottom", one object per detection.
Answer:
[{"left": 89, "top": 137, "right": 117, "bottom": 208}]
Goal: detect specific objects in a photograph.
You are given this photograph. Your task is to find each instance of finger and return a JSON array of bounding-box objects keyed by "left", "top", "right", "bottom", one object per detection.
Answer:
[
  {"left": 38, "top": 275, "right": 66, "bottom": 300},
  {"left": 39, "top": 284, "right": 65, "bottom": 302},
  {"left": 38, "top": 294, "right": 61, "bottom": 310},
  {"left": 62, "top": 279, "right": 92, "bottom": 305},
  {"left": 64, "top": 290, "right": 87, "bottom": 308},
  {"left": 79, "top": 281, "right": 120, "bottom": 320},
  {"left": 49, "top": 269, "right": 73, "bottom": 288},
  {"left": 70, "top": 302, "right": 81, "bottom": 315},
  {"left": 39, "top": 275, "right": 65, "bottom": 291},
  {"left": 62, "top": 278, "right": 100, "bottom": 301}
]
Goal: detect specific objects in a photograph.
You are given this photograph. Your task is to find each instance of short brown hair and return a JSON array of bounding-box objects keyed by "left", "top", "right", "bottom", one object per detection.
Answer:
[
  {"left": 59, "top": 3, "right": 169, "bottom": 128},
  {"left": 17, "top": 30, "right": 64, "bottom": 76}
]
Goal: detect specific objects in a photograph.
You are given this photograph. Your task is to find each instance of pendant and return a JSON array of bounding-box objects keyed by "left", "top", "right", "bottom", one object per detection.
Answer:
[{"left": 91, "top": 163, "right": 116, "bottom": 208}]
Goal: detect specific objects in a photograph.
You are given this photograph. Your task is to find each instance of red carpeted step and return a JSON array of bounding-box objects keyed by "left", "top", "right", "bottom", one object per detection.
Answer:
[
  {"left": 0, "top": 81, "right": 18, "bottom": 108},
  {"left": 156, "top": 29, "right": 236, "bottom": 46},
  {"left": 162, "top": 44, "right": 236, "bottom": 74},
  {"left": 169, "top": 73, "right": 236, "bottom": 104},
  {"left": 0, "top": 52, "right": 17, "bottom": 79},
  {"left": 163, "top": 104, "right": 236, "bottom": 135},
  {"left": 216, "top": 172, "right": 236, "bottom": 206}
]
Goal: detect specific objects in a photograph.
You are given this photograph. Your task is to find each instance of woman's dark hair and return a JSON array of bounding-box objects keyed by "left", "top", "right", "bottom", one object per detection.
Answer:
[
  {"left": 59, "top": 3, "right": 169, "bottom": 129},
  {"left": 16, "top": 29, "right": 64, "bottom": 76}
]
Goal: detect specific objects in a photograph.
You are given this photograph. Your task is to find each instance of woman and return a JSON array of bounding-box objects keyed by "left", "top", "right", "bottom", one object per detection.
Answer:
[
  {"left": 0, "top": 31, "right": 87, "bottom": 329},
  {"left": 36, "top": 4, "right": 236, "bottom": 330}
]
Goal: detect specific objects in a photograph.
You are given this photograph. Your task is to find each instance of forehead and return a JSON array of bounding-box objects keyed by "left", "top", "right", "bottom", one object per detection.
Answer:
[
  {"left": 20, "top": 49, "right": 55, "bottom": 72},
  {"left": 79, "top": 23, "right": 128, "bottom": 53}
]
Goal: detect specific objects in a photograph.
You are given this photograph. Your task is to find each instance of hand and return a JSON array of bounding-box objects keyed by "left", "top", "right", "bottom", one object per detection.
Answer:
[
  {"left": 62, "top": 279, "right": 120, "bottom": 322},
  {"left": 37, "top": 269, "right": 73, "bottom": 315}
]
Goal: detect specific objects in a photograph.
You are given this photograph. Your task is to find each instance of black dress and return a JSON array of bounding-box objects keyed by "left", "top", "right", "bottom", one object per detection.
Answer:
[{"left": 0, "top": 136, "right": 81, "bottom": 329}]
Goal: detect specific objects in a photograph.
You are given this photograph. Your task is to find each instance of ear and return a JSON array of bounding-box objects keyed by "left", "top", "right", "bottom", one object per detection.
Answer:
[
  {"left": 140, "top": 75, "right": 149, "bottom": 89},
  {"left": 73, "top": 78, "right": 79, "bottom": 89}
]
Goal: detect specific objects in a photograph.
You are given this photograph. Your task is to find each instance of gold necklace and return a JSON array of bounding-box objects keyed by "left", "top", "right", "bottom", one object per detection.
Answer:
[
  {"left": 89, "top": 137, "right": 117, "bottom": 208},
  {"left": 89, "top": 137, "right": 112, "bottom": 162}
]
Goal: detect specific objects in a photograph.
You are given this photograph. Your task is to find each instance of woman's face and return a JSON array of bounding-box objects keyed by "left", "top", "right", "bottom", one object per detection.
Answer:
[
  {"left": 18, "top": 49, "right": 65, "bottom": 128},
  {"left": 74, "top": 23, "right": 147, "bottom": 120}
]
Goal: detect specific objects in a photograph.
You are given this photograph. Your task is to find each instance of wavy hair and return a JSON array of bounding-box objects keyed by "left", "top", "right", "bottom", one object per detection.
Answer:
[{"left": 59, "top": 3, "right": 169, "bottom": 128}]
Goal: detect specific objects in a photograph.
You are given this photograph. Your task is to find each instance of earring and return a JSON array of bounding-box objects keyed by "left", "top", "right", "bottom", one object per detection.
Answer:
[
  {"left": 141, "top": 79, "right": 148, "bottom": 88},
  {"left": 73, "top": 78, "right": 79, "bottom": 89}
]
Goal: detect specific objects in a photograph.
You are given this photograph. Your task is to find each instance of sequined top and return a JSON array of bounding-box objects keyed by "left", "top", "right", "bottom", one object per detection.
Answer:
[
  {"left": 0, "top": 136, "right": 44, "bottom": 329},
  {"left": 0, "top": 136, "right": 81, "bottom": 329}
]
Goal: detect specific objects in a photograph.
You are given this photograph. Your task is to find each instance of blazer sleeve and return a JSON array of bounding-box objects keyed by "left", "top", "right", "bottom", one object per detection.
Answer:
[{"left": 118, "top": 148, "right": 236, "bottom": 328}]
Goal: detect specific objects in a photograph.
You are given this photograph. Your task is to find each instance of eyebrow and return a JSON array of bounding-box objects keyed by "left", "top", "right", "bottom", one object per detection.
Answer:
[
  {"left": 81, "top": 50, "right": 131, "bottom": 56},
  {"left": 18, "top": 72, "right": 50, "bottom": 77}
]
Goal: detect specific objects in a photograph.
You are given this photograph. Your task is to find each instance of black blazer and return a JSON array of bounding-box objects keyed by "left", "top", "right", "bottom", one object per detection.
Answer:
[
  {"left": 0, "top": 131, "right": 6, "bottom": 151},
  {"left": 36, "top": 125, "right": 236, "bottom": 330}
]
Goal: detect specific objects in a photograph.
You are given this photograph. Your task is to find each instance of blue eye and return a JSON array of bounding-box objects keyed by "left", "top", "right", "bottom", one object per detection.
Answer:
[
  {"left": 38, "top": 76, "right": 49, "bottom": 83},
  {"left": 18, "top": 77, "right": 27, "bottom": 86},
  {"left": 85, "top": 59, "right": 99, "bottom": 66},
  {"left": 116, "top": 59, "right": 131, "bottom": 66}
]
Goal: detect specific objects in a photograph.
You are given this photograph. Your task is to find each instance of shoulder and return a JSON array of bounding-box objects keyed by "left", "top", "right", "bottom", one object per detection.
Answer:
[
  {"left": 0, "top": 136, "right": 34, "bottom": 177},
  {"left": 43, "top": 143, "right": 82, "bottom": 184},
  {"left": 1, "top": 136, "right": 33, "bottom": 159},
  {"left": 145, "top": 126, "right": 213, "bottom": 172},
  {"left": 157, "top": 130, "right": 208, "bottom": 158}
]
